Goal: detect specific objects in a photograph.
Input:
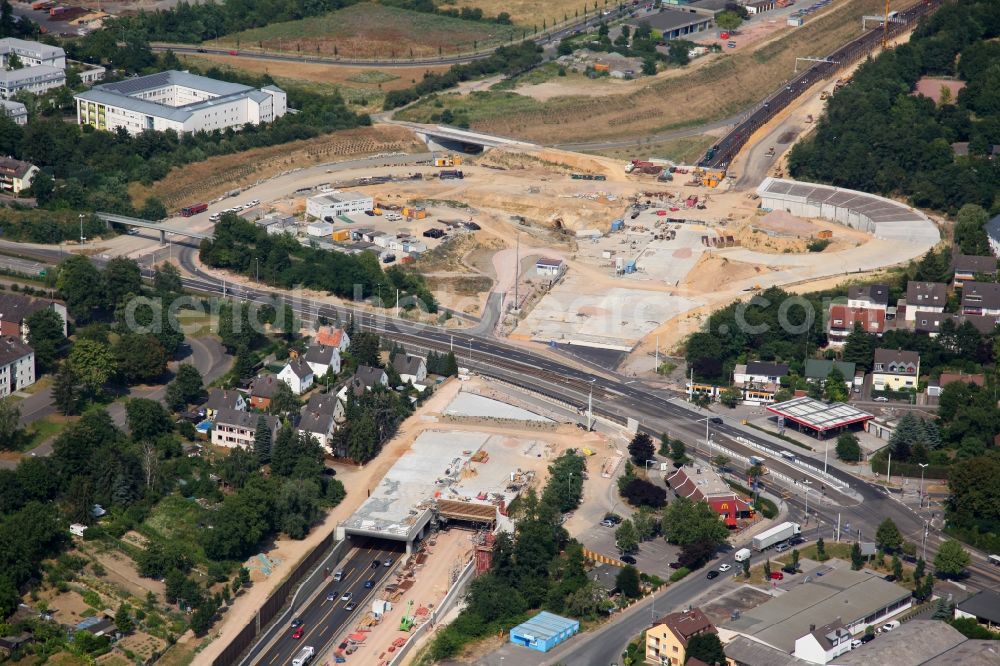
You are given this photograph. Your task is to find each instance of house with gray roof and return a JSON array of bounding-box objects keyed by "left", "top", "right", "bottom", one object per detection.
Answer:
[
  {"left": 303, "top": 344, "right": 341, "bottom": 379},
  {"left": 955, "top": 589, "right": 1000, "bottom": 628},
  {"left": 211, "top": 408, "right": 279, "bottom": 449},
  {"left": 392, "top": 354, "right": 427, "bottom": 385},
  {"left": 298, "top": 393, "right": 343, "bottom": 452},
  {"left": 74, "top": 70, "right": 287, "bottom": 135},
  {"left": 278, "top": 358, "right": 314, "bottom": 395},
  {"left": 830, "top": 619, "right": 968, "bottom": 666},
  {"left": 203, "top": 388, "right": 246, "bottom": 420}
]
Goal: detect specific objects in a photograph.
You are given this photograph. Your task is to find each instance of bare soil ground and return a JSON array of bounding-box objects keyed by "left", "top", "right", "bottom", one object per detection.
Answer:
[
  {"left": 400, "top": 0, "right": 893, "bottom": 143},
  {"left": 129, "top": 126, "right": 424, "bottom": 210},
  {"left": 89, "top": 549, "right": 166, "bottom": 600},
  {"left": 440, "top": 0, "right": 590, "bottom": 26},
  {"left": 681, "top": 254, "right": 771, "bottom": 292}
]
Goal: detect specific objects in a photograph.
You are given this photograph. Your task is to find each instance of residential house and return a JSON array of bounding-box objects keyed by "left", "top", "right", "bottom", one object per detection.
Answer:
[
  {"left": 987, "top": 213, "right": 1000, "bottom": 257},
  {"left": 303, "top": 344, "right": 341, "bottom": 380},
  {"left": 0, "top": 336, "right": 34, "bottom": 398},
  {"left": 826, "top": 305, "right": 886, "bottom": 345},
  {"left": 298, "top": 393, "right": 343, "bottom": 452},
  {"left": 961, "top": 281, "right": 1000, "bottom": 317},
  {"left": 0, "top": 99, "right": 27, "bottom": 125},
  {"left": 392, "top": 354, "right": 427, "bottom": 385},
  {"left": 872, "top": 348, "right": 920, "bottom": 392},
  {"left": 645, "top": 607, "right": 716, "bottom": 666},
  {"left": 314, "top": 325, "right": 351, "bottom": 353},
  {"left": 0, "top": 156, "right": 38, "bottom": 194},
  {"left": 792, "top": 620, "right": 853, "bottom": 664},
  {"left": 587, "top": 563, "right": 619, "bottom": 595},
  {"left": 952, "top": 254, "right": 997, "bottom": 288},
  {"left": 278, "top": 359, "right": 314, "bottom": 395},
  {"left": 0, "top": 293, "right": 68, "bottom": 342},
  {"left": 337, "top": 365, "right": 389, "bottom": 401},
  {"left": 954, "top": 589, "right": 1000, "bottom": 630},
  {"left": 902, "top": 282, "right": 947, "bottom": 322},
  {"left": 927, "top": 371, "right": 985, "bottom": 398},
  {"left": 203, "top": 388, "right": 246, "bottom": 420},
  {"left": 535, "top": 257, "right": 565, "bottom": 278},
  {"left": 847, "top": 284, "right": 890, "bottom": 310},
  {"left": 732, "top": 361, "right": 788, "bottom": 405},
  {"left": 249, "top": 375, "right": 282, "bottom": 410},
  {"left": 0, "top": 633, "right": 32, "bottom": 658},
  {"left": 803, "top": 359, "right": 855, "bottom": 389},
  {"left": 211, "top": 408, "right": 279, "bottom": 449}
]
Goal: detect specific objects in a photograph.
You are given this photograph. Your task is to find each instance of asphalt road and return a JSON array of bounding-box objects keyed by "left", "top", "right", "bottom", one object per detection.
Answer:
[{"left": 249, "top": 541, "right": 403, "bottom": 666}]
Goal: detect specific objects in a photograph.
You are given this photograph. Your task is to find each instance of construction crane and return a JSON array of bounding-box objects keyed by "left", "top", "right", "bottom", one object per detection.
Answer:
[{"left": 882, "top": 0, "right": 891, "bottom": 48}]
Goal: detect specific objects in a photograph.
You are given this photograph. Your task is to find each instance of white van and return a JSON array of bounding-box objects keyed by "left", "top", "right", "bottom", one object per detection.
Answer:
[{"left": 734, "top": 548, "right": 752, "bottom": 562}]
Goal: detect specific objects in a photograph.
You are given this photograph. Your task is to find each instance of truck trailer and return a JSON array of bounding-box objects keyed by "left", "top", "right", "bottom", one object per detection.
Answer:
[
  {"left": 752, "top": 521, "right": 801, "bottom": 551},
  {"left": 292, "top": 646, "right": 315, "bottom": 666}
]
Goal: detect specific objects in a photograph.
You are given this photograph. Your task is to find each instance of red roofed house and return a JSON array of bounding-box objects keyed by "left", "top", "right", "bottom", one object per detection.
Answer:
[
  {"left": 827, "top": 305, "right": 885, "bottom": 346},
  {"left": 314, "top": 325, "right": 351, "bottom": 353},
  {"left": 666, "top": 464, "right": 753, "bottom": 527}
]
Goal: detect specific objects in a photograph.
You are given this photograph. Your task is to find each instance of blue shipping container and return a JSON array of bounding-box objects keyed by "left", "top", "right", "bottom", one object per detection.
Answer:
[{"left": 610, "top": 219, "right": 624, "bottom": 231}]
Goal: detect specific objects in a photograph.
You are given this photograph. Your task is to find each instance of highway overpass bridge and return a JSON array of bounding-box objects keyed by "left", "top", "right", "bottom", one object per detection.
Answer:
[
  {"left": 391, "top": 121, "right": 538, "bottom": 153},
  {"left": 96, "top": 213, "right": 211, "bottom": 243}
]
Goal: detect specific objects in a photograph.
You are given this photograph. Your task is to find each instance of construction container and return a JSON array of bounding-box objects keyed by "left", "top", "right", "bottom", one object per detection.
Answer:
[
  {"left": 593, "top": 63, "right": 610, "bottom": 73},
  {"left": 610, "top": 219, "right": 624, "bottom": 232},
  {"left": 818, "top": 230, "right": 833, "bottom": 239},
  {"left": 331, "top": 229, "right": 350, "bottom": 241}
]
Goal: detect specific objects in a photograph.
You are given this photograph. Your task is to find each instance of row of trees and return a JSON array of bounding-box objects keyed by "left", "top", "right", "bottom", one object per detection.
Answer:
[{"left": 200, "top": 215, "right": 437, "bottom": 311}]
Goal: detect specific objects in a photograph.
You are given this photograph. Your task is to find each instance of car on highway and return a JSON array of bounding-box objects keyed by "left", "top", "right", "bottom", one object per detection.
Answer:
[
  {"left": 710, "top": 417, "right": 723, "bottom": 424},
  {"left": 334, "top": 570, "right": 343, "bottom": 581},
  {"left": 290, "top": 618, "right": 304, "bottom": 628},
  {"left": 770, "top": 571, "right": 784, "bottom": 580},
  {"left": 383, "top": 558, "right": 393, "bottom": 567},
  {"left": 718, "top": 564, "right": 731, "bottom": 572},
  {"left": 621, "top": 555, "right": 637, "bottom": 565},
  {"left": 345, "top": 601, "right": 357, "bottom": 611},
  {"left": 326, "top": 591, "right": 338, "bottom": 601},
  {"left": 371, "top": 560, "right": 380, "bottom": 569},
  {"left": 341, "top": 592, "right": 352, "bottom": 602},
  {"left": 365, "top": 579, "right": 375, "bottom": 589},
  {"left": 292, "top": 626, "right": 304, "bottom": 639},
  {"left": 706, "top": 570, "right": 719, "bottom": 579}
]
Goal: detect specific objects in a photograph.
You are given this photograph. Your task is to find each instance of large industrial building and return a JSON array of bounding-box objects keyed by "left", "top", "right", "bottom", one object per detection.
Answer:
[
  {"left": 306, "top": 191, "right": 374, "bottom": 220},
  {"left": 74, "top": 70, "right": 287, "bottom": 135}
]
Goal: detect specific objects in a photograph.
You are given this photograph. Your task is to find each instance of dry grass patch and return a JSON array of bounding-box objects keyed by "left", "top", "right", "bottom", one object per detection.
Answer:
[
  {"left": 129, "top": 126, "right": 424, "bottom": 210},
  {"left": 439, "top": 0, "right": 592, "bottom": 26}
]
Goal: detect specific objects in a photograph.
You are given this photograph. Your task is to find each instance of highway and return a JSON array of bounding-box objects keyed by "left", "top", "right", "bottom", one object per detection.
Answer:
[
  {"left": 700, "top": 0, "right": 940, "bottom": 170},
  {"left": 251, "top": 540, "right": 403, "bottom": 666}
]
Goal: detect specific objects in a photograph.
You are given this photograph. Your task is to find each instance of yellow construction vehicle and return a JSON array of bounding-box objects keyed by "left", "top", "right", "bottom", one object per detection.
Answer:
[{"left": 434, "top": 154, "right": 463, "bottom": 167}]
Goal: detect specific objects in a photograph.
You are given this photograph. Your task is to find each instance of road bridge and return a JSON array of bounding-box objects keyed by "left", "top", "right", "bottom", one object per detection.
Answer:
[
  {"left": 391, "top": 121, "right": 539, "bottom": 152},
  {"left": 96, "top": 213, "right": 211, "bottom": 243}
]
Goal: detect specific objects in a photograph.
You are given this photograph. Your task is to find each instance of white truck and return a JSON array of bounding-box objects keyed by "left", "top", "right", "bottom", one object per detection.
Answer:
[
  {"left": 752, "top": 521, "right": 801, "bottom": 551},
  {"left": 292, "top": 646, "right": 315, "bottom": 666},
  {"left": 734, "top": 548, "right": 752, "bottom": 562}
]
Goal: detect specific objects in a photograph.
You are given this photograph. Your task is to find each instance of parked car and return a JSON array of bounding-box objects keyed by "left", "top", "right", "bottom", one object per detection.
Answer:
[
  {"left": 775, "top": 543, "right": 791, "bottom": 553},
  {"left": 718, "top": 564, "right": 731, "bottom": 572},
  {"left": 770, "top": 572, "right": 784, "bottom": 580},
  {"left": 706, "top": 570, "right": 719, "bottom": 579},
  {"left": 874, "top": 396, "right": 889, "bottom": 402},
  {"left": 604, "top": 513, "right": 623, "bottom": 524},
  {"left": 790, "top": 537, "right": 805, "bottom": 545},
  {"left": 600, "top": 519, "right": 615, "bottom": 528},
  {"left": 669, "top": 562, "right": 683, "bottom": 569},
  {"left": 880, "top": 621, "right": 900, "bottom": 633},
  {"left": 781, "top": 565, "right": 797, "bottom": 574},
  {"left": 883, "top": 574, "right": 897, "bottom": 582},
  {"left": 621, "top": 554, "right": 637, "bottom": 565},
  {"left": 861, "top": 633, "right": 875, "bottom": 644},
  {"left": 851, "top": 639, "right": 862, "bottom": 649},
  {"left": 292, "top": 626, "right": 304, "bottom": 639}
]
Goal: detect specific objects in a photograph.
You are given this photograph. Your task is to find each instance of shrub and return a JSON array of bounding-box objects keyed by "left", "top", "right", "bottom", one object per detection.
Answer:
[
  {"left": 669, "top": 567, "right": 690, "bottom": 582},
  {"left": 621, "top": 477, "right": 667, "bottom": 508}
]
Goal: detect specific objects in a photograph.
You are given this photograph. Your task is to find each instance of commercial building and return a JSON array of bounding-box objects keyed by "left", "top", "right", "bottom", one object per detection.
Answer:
[
  {"left": 535, "top": 257, "right": 565, "bottom": 278},
  {"left": 306, "top": 191, "right": 374, "bottom": 220},
  {"left": 0, "top": 294, "right": 67, "bottom": 341},
  {"left": 0, "top": 156, "right": 37, "bottom": 195},
  {"left": 0, "top": 65, "right": 65, "bottom": 99},
  {"left": 510, "top": 611, "right": 579, "bottom": 653},
  {"left": 0, "top": 38, "right": 65, "bottom": 69},
  {"left": 75, "top": 70, "right": 287, "bottom": 135},
  {"left": 872, "top": 348, "right": 919, "bottom": 392},
  {"left": 726, "top": 636, "right": 812, "bottom": 666},
  {"left": 954, "top": 590, "right": 1000, "bottom": 629},
  {"left": 646, "top": 607, "right": 716, "bottom": 665},
  {"left": 721, "top": 569, "right": 912, "bottom": 657},
  {"left": 733, "top": 361, "right": 789, "bottom": 405},
  {"left": 628, "top": 9, "right": 712, "bottom": 40},
  {"left": 766, "top": 396, "right": 873, "bottom": 438},
  {"left": 831, "top": 620, "right": 976, "bottom": 666},
  {"left": 256, "top": 212, "right": 296, "bottom": 235},
  {"left": 666, "top": 464, "right": 752, "bottom": 526},
  {"left": 0, "top": 336, "right": 34, "bottom": 398},
  {"left": 961, "top": 280, "right": 1000, "bottom": 317},
  {"left": 0, "top": 100, "right": 27, "bottom": 125},
  {"left": 211, "top": 408, "right": 279, "bottom": 449},
  {"left": 952, "top": 254, "right": 997, "bottom": 288},
  {"left": 903, "top": 282, "right": 947, "bottom": 321}
]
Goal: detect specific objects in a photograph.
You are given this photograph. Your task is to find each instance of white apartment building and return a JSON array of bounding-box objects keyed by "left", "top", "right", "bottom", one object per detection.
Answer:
[
  {"left": 0, "top": 38, "right": 66, "bottom": 69},
  {"left": 0, "top": 100, "right": 27, "bottom": 125},
  {"left": 210, "top": 408, "right": 279, "bottom": 449},
  {"left": 0, "top": 336, "right": 35, "bottom": 398},
  {"left": 0, "top": 65, "right": 66, "bottom": 99},
  {"left": 306, "top": 191, "right": 374, "bottom": 220},
  {"left": 74, "top": 70, "right": 287, "bottom": 135}
]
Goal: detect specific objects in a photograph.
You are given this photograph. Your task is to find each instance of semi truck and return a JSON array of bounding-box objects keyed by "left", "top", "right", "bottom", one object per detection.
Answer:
[
  {"left": 439, "top": 170, "right": 464, "bottom": 180},
  {"left": 752, "top": 521, "right": 801, "bottom": 551},
  {"left": 292, "top": 646, "right": 315, "bottom": 666}
]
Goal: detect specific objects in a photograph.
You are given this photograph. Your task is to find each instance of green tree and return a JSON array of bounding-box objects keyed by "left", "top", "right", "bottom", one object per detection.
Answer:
[
  {"left": 876, "top": 518, "right": 903, "bottom": 553},
  {"left": 914, "top": 557, "right": 925, "bottom": 581},
  {"left": 114, "top": 602, "right": 134, "bottom": 634},
  {"left": 28, "top": 169, "right": 54, "bottom": 205},
  {"left": 125, "top": 398, "right": 173, "bottom": 442},
  {"left": 933, "top": 539, "right": 970, "bottom": 578},
  {"left": 52, "top": 361, "right": 81, "bottom": 415},
  {"left": 153, "top": 262, "right": 182, "bottom": 294},
  {"left": 686, "top": 633, "right": 726, "bottom": 665},
  {"left": 892, "top": 554, "right": 903, "bottom": 580},
  {"left": 719, "top": 386, "right": 742, "bottom": 407},
  {"left": 443, "top": 351, "right": 459, "bottom": 376},
  {"left": 842, "top": 323, "right": 875, "bottom": 371},
  {"left": 269, "top": 381, "right": 300, "bottom": 417},
  {"left": 632, "top": 507, "right": 659, "bottom": 541},
  {"left": 763, "top": 559, "right": 771, "bottom": 579},
  {"left": 816, "top": 537, "right": 828, "bottom": 561},
  {"left": 616, "top": 564, "right": 641, "bottom": 599},
  {"left": 615, "top": 519, "right": 639, "bottom": 554},
  {"left": 670, "top": 438, "right": 689, "bottom": 466},
  {"left": 0, "top": 397, "right": 23, "bottom": 450},
  {"left": 254, "top": 415, "right": 272, "bottom": 464},
  {"left": 931, "top": 597, "right": 952, "bottom": 620},
  {"left": 659, "top": 432, "right": 670, "bottom": 456},
  {"left": 115, "top": 333, "right": 167, "bottom": 384},
  {"left": 165, "top": 364, "right": 205, "bottom": 412},
  {"left": 715, "top": 10, "right": 744, "bottom": 32},
  {"left": 742, "top": 557, "right": 750, "bottom": 577},
  {"left": 791, "top": 548, "right": 801, "bottom": 571},
  {"left": 662, "top": 496, "right": 729, "bottom": 547},
  {"left": 627, "top": 431, "right": 654, "bottom": 464},
  {"left": 68, "top": 338, "right": 118, "bottom": 393},
  {"left": 57, "top": 255, "right": 105, "bottom": 322},
  {"left": 850, "top": 542, "right": 863, "bottom": 570},
  {"left": 103, "top": 256, "right": 142, "bottom": 310},
  {"left": 348, "top": 331, "right": 381, "bottom": 367},
  {"left": 836, "top": 432, "right": 862, "bottom": 462},
  {"left": 954, "top": 203, "right": 990, "bottom": 255},
  {"left": 139, "top": 196, "right": 167, "bottom": 221},
  {"left": 823, "top": 367, "right": 849, "bottom": 402},
  {"left": 26, "top": 308, "right": 65, "bottom": 373}
]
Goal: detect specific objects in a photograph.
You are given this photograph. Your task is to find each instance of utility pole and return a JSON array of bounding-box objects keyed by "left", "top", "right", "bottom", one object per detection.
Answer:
[
  {"left": 918, "top": 463, "right": 928, "bottom": 508},
  {"left": 396, "top": 288, "right": 400, "bottom": 318},
  {"left": 836, "top": 512, "right": 841, "bottom": 543},
  {"left": 513, "top": 232, "right": 519, "bottom": 311},
  {"left": 655, "top": 335, "right": 659, "bottom": 370},
  {"left": 587, "top": 379, "right": 595, "bottom": 431},
  {"left": 922, "top": 521, "right": 928, "bottom": 561}
]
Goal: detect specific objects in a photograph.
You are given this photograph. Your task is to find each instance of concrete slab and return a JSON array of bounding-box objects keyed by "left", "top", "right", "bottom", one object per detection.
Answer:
[{"left": 444, "top": 392, "right": 553, "bottom": 422}]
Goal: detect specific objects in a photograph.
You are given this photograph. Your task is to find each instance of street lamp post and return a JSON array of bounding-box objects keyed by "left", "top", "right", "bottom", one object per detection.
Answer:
[
  {"left": 802, "top": 479, "right": 812, "bottom": 525},
  {"left": 917, "top": 463, "right": 928, "bottom": 508},
  {"left": 78, "top": 213, "right": 85, "bottom": 246},
  {"left": 645, "top": 459, "right": 658, "bottom": 475}
]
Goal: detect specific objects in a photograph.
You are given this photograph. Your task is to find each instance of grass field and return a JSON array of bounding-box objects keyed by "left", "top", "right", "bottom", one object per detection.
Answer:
[
  {"left": 139, "top": 495, "right": 210, "bottom": 564},
  {"left": 213, "top": 2, "right": 521, "bottom": 59},
  {"left": 437, "top": 0, "right": 595, "bottom": 26},
  {"left": 586, "top": 135, "right": 717, "bottom": 165},
  {"left": 399, "top": 0, "right": 892, "bottom": 143}
]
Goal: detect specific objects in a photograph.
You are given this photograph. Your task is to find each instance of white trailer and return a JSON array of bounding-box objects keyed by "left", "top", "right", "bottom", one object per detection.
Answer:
[
  {"left": 752, "top": 521, "right": 801, "bottom": 551},
  {"left": 292, "top": 646, "right": 315, "bottom": 666}
]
